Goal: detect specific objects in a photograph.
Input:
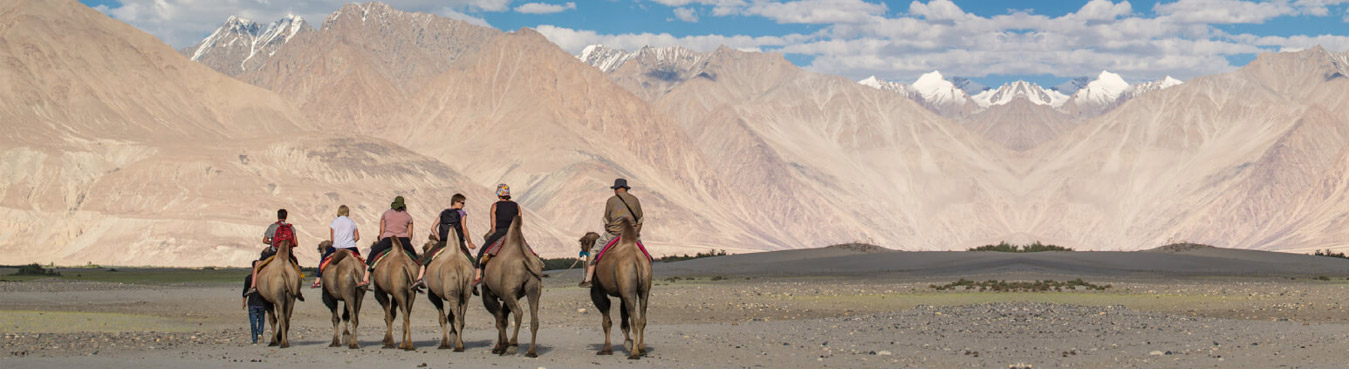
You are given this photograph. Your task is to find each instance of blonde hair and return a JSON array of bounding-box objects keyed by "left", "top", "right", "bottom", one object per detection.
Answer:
[{"left": 336, "top": 205, "right": 350, "bottom": 217}]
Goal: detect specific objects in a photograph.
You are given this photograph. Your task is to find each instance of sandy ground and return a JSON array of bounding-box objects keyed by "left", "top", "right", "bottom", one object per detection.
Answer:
[{"left": 7, "top": 247, "right": 1349, "bottom": 368}]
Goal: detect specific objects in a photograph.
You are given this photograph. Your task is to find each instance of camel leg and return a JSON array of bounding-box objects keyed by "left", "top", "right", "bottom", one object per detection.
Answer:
[
  {"left": 591, "top": 287, "right": 613, "bottom": 355},
  {"left": 635, "top": 287, "right": 650, "bottom": 357},
  {"left": 430, "top": 292, "right": 449, "bottom": 349},
  {"left": 526, "top": 286, "right": 540, "bottom": 358},
  {"left": 266, "top": 305, "right": 279, "bottom": 347},
  {"left": 376, "top": 292, "right": 395, "bottom": 349},
  {"left": 625, "top": 291, "right": 645, "bottom": 359},
  {"left": 501, "top": 293, "right": 523, "bottom": 353},
  {"left": 279, "top": 298, "right": 293, "bottom": 349},
  {"left": 350, "top": 288, "right": 364, "bottom": 349},
  {"left": 489, "top": 295, "right": 509, "bottom": 355},
  {"left": 399, "top": 292, "right": 416, "bottom": 351},
  {"left": 324, "top": 292, "right": 341, "bottom": 347},
  {"left": 452, "top": 293, "right": 467, "bottom": 352},
  {"left": 619, "top": 299, "right": 632, "bottom": 355}
]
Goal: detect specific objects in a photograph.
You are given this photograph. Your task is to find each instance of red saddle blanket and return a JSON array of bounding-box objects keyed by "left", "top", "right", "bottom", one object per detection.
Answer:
[
  {"left": 319, "top": 249, "right": 364, "bottom": 273},
  {"left": 594, "top": 236, "right": 652, "bottom": 263}
]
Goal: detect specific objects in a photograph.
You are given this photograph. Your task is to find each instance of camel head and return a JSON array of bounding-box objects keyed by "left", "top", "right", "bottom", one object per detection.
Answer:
[
  {"left": 579, "top": 232, "right": 601, "bottom": 254},
  {"left": 317, "top": 240, "right": 333, "bottom": 254}
]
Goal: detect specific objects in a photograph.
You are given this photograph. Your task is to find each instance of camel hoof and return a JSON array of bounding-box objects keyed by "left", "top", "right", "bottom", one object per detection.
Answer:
[
  {"left": 401, "top": 345, "right": 415, "bottom": 351},
  {"left": 348, "top": 344, "right": 360, "bottom": 350},
  {"left": 454, "top": 347, "right": 464, "bottom": 353},
  {"left": 268, "top": 342, "right": 279, "bottom": 347},
  {"left": 279, "top": 343, "right": 290, "bottom": 349},
  {"left": 438, "top": 344, "right": 451, "bottom": 350},
  {"left": 597, "top": 349, "right": 613, "bottom": 356},
  {"left": 526, "top": 351, "right": 538, "bottom": 358},
  {"left": 627, "top": 354, "right": 641, "bottom": 360},
  {"left": 329, "top": 342, "right": 341, "bottom": 348},
  {"left": 383, "top": 344, "right": 396, "bottom": 349}
]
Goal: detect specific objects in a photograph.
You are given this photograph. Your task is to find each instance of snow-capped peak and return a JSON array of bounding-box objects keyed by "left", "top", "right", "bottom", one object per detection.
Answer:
[
  {"left": 189, "top": 15, "right": 313, "bottom": 71},
  {"left": 1071, "top": 70, "right": 1130, "bottom": 106},
  {"left": 971, "top": 81, "right": 1069, "bottom": 108},
  {"left": 857, "top": 75, "right": 918, "bottom": 98},
  {"left": 911, "top": 71, "right": 969, "bottom": 106},
  {"left": 1122, "top": 76, "right": 1184, "bottom": 100},
  {"left": 578, "top": 44, "right": 635, "bottom": 72}
]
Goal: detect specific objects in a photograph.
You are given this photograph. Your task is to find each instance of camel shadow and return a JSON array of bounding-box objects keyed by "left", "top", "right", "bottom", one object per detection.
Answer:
[{"left": 586, "top": 343, "right": 657, "bottom": 356}]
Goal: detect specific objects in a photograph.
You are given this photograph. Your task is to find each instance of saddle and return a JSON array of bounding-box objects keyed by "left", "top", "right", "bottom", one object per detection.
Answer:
[
  {"left": 259, "top": 254, "right": 303, "bottom": 277},
  {"left": 594, "top": 236, "right": 652, "bottom": 263},
  {"left": 319, "top": 249, "right": 364, "bottom": 273}
]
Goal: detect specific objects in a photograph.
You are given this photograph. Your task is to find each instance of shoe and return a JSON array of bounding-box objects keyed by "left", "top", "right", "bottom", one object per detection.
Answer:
[
  {"left": 472, "top": 285, "right": 480, "bottom": 296},
  {"left": 296, "top": 290, "right": 305, "bottom": 302},
  {"left": 245, "top": 287, "right": 257, "bottom": 295},
  {"left": 578, "top": 280, "right": 591, "bottom": 288},
  {"left": 355, "top": 280, "right": 370, "bottom": 288},
  {"left": 310, "top": 280, "right": 322, "bottom": 289},
  {"left": 412, "top": 278, "right": 425, "bottom": 288}
]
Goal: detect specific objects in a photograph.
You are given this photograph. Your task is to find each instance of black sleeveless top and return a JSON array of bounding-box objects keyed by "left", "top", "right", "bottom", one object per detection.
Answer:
[{"left": 494, "top": 201, "right": 518, "bottom": 233}]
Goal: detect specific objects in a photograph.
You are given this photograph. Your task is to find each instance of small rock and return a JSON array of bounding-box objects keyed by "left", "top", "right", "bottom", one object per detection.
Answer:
[
  {"left": 877, "top": 350, "right": 892, "bottom": 356},
  {"left": 1149, "top": 351, "right": 1164, "bottom": 356},
  {"left": 577, "top": 308, "right": 587, "bottom": 313}
]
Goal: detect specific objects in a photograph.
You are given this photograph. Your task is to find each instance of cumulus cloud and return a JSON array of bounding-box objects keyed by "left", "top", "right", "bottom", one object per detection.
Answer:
[
  {"left": 673, "top": 7, "right": 699, "bottom": 22},
  {"left": 514, "top": 2, "right": 576, "bottom": 14},
  {"left": 535, "top": 24, "right": 809, "bottom": 54},
  {"left": 92, "top": 0, "right": 513, "bottom": 48}
]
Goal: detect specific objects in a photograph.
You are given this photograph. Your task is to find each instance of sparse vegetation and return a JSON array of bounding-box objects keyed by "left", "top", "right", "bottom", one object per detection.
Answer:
[
  {"left": 11, "top": 263, "right": 61, "bottom": 276},
  {"left": 929, "top": 278, "right": 1110, "bottom": 292},
  {"left": 1313, "top": 249, "right": 1349, "bottom": 259},
  {"left": 968, "top": 241, "right": 1074, "bottom": 252},
  {"left": 656, "top": 249, "right": 728, "bottom": 263},
  {"left": 541, "top": 257, "right": 582, "bottom": 271}
]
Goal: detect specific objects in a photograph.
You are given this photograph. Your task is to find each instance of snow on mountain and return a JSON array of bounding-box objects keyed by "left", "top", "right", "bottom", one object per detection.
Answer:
[
  {"left": 1122, "top": 76, "right": 1183, "bottom": 100},
  {"left": 971, "top": 81, "right": 1069, "bottom": 108},
  {"left": 1069, "top": 70, "right": 1130, "bottom": 107},
  {"left": 578, "top": 44, "right": 713, "bottom": 75},
  {"left": 911, "top": 71, "right": 970, "bottom": 106},
  {"left": 183, "top": 14, "right": 312, "bottom": 76},
  {"left": 858, "top": 75, "right": 920, "bottom": 99},
  {"left": 579, "top": 44, "right": 634, "bottom": 73}
]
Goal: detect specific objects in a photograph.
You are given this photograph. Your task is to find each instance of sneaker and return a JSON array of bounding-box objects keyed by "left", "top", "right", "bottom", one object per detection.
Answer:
[
  {"left": 245, "top": 287, "right": 257, "bottom": 295},
  {"left": 310, "top": 280, "right": 322, "bottom": 289},
  {"left": 578, "top": 280, "right": 592, "bottom": 288},
  {"left": 412, "top": 278, "right": 425, "bottom": 288}
]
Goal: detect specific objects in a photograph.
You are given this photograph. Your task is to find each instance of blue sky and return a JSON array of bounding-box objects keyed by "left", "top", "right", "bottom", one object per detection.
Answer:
[{"left": 84, "top": 0, "right": 1349, "bottom": 88}]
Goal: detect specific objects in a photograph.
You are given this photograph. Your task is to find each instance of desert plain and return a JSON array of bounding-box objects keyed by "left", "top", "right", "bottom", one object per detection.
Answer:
[{"left": 6, "top": 244, "right": 1349, "bottom": 368}]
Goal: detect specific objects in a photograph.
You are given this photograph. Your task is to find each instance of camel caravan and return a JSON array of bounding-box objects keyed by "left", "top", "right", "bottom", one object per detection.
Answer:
[{"left": 243, "top": 179, "right": 654, "bottom": 359}]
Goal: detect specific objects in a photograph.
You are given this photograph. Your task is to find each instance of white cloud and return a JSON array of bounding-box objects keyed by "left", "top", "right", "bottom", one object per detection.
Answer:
[
  {"left": 514, "top": 2, "right": 576, "bottom": 14},
  {"left": 1153, "top": 0, "right": 1295, "bottom": 24},
  {"left": 91, "top": 0, "right": 515, "bottom": 48},
  {"left": 535, "top": 24, "right": 808, "bottom": 54},
  {"left": 743, "top": 0, "right": 888, "bottom": 24},
  {"left": 674, "top": 7, "right": 699, "bottom": 22}
]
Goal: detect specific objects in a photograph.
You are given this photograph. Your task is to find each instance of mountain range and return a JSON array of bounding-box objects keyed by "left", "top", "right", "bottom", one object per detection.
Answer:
[{"left": 4, "top": 0, "right": 1349, "bottom": 267}]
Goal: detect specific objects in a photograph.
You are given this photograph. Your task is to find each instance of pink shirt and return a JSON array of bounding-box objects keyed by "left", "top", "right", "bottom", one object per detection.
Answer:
[{"left": 381, "top": 209, "right": 413, "bottom": 238}]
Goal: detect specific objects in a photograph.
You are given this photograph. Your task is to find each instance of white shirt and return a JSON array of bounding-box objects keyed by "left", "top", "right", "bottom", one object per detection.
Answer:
[{"left": 329, "top": 216, "right": 358, "bottom": 249}]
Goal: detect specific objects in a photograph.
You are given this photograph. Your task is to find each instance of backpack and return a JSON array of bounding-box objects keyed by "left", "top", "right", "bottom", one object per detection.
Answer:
[
  {"left": 437, "top": 209, "right": 463, "bottom": 244},
  {"left": 272, "top": 222, "right": 296, "bottom": 249}
]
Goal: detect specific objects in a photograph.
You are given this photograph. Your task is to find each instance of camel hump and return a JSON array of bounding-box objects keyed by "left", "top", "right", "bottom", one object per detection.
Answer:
[{"left": 620, "top": 217, "right": 639, "bottom": 240}]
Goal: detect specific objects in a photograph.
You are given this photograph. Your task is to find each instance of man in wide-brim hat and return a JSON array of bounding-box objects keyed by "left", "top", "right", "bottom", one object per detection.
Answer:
[{"left": 579, "top": 178, "right": 644, "bottom": 287}]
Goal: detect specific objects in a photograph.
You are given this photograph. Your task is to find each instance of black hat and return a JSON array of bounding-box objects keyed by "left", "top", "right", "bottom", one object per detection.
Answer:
[{"left": 610, "top": 178, "right": 631, "bottom": 190}]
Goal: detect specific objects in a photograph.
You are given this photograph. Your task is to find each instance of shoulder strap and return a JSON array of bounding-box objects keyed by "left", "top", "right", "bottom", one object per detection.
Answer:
[{"left": 615, "top": 195, "right": 640, "bottom": 224}]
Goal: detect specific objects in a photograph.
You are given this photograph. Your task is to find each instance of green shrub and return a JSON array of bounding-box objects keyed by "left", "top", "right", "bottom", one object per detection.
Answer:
[
  {"left": 968, "top": 241, "right": 1073, "bottom": 252},
  {"left": 12, "top": 263, "right": 61, "bottom": 276}
]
